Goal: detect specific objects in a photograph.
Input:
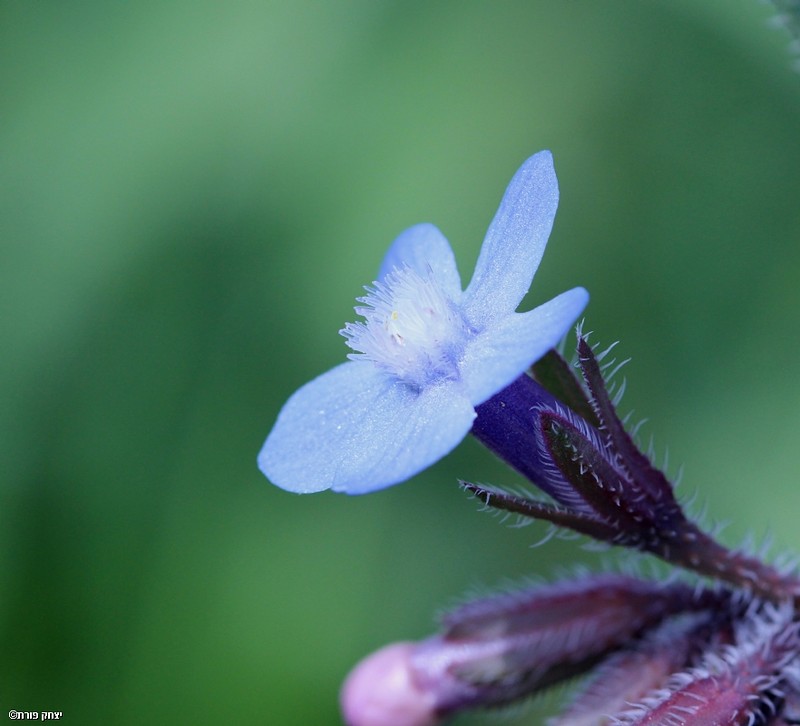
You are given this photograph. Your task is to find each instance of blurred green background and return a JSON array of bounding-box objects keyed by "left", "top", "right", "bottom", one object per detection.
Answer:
[{"left": 2, "top": 1, "right": 799, "bottom": 724}]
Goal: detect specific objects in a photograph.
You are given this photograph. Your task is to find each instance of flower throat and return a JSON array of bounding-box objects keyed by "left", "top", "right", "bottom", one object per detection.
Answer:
[{"left": 341, "top": 266, "right": 468, "bottom": 389}]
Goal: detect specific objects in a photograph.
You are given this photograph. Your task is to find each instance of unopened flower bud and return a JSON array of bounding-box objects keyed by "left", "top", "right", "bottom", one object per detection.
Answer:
[
  {"left": 340, "top": 642, "right": 440, "bottom": 726},
  {"left": 342, "top": 575, "right": 716, "bottom": 724}
]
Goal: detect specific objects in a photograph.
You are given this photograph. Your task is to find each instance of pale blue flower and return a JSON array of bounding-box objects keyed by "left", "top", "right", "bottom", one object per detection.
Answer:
[{"left": 259, "top": 151, "right": 588, "bottom": 495}]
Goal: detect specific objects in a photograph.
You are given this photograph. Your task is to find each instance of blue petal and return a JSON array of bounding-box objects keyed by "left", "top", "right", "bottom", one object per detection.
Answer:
[
  {"left": 377, "top": 223, "right": 462, "bottom": 300},
  {"left": 258, "top": 361, "right": 475, "bottom": 495},
  {"left": 462, "top": 151, "right": 559, "bottom": 326},
  {"left": 461, "top": 287, "right": 589, "bottom": 406}
]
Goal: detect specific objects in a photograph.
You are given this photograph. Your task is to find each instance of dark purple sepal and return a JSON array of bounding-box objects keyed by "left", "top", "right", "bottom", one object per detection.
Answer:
[
  {"left": 576, "top": 335, "right": 679, "bottom": 505},
  {"left": 531, "top": 348, "right": 599, "bottom": 427},
  {"left": 461, "top": 480, "right": 619, "bottom": 543},
  {"left": 540, "top": 409, "right": 673, "bottom": 545}
]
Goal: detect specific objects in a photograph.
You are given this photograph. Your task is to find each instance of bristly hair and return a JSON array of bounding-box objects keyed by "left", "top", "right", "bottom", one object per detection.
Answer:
[{"left": 611, "top": 602, "right": 800, "bottom": 726}]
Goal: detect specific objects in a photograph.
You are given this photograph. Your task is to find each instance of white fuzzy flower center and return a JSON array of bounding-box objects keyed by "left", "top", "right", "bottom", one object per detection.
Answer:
[{"left": 341, "top": 266, "right": 468, "bottom": 389}]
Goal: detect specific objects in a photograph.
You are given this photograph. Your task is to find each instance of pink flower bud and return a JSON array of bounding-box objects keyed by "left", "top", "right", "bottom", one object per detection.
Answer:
[{"left": 340, "top": 643, "right": 440, "bottom": 726}]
